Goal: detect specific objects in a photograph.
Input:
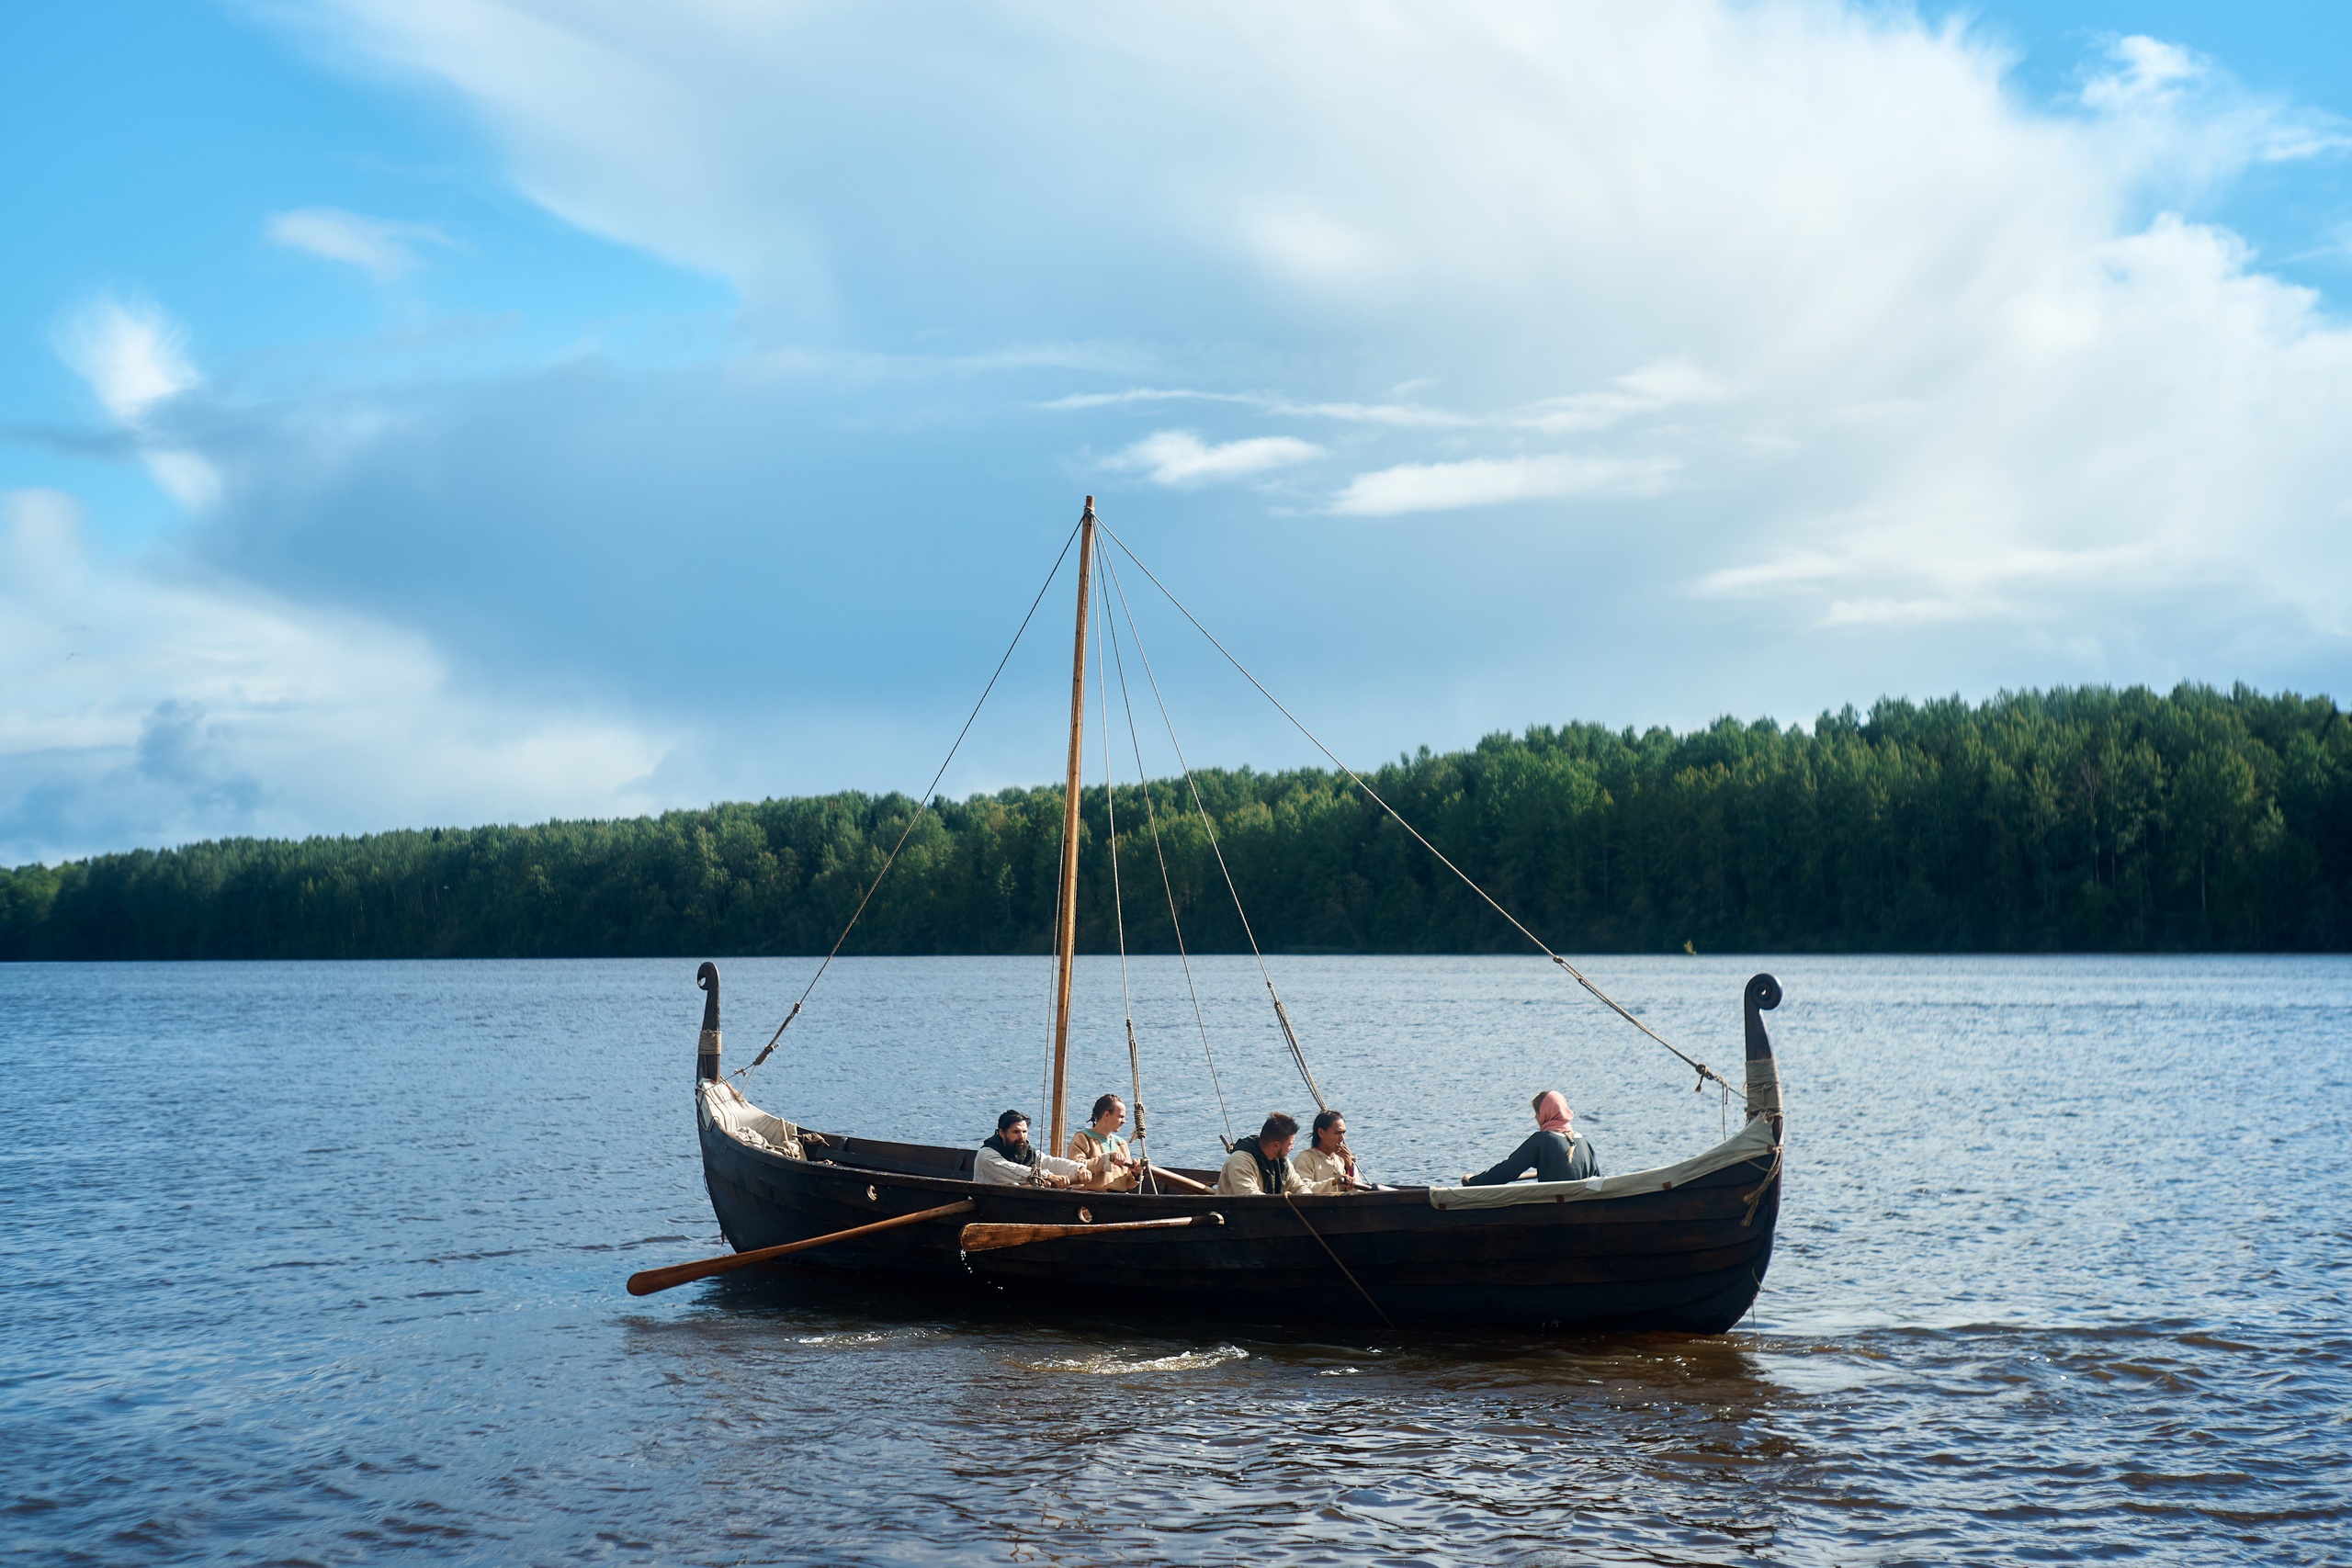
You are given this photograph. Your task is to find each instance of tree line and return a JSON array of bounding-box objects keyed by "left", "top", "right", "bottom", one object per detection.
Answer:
[{"left": 3, "top": 683, "right": 2347, "bottom": 961}]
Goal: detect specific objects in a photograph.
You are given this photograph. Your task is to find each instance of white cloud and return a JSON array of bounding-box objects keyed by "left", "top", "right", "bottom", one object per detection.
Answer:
[
  {"left": 0, "top": 489, "right": 672, "bottom": 864},
  {"left": 1113, "top": 429, "right": 1323, "bottom": 486},
  {"left": 197, "top": 2, "right": 2352, "bottom": 778},
  {"left": 1511, "top": 361, "right": 1733, "bottom": 434},
  {"left": 1041, "top": 388, "right": 1255, "bottom": 412},
  {"left": 2080, "top": 36, "right": 2201, "bottom": 114},
  {"left": 140, "top": 450, "right": 224, "bottom": 511},
  {"left": 2078, "top": 34, "right": 2350, "bottom": 189},
  {"left": 266, "top": 207, "right": 450, "bottom": 279},
  {"left": 51, "top": 297, "right": 198, "bottom": 423},
  {"left": 48, "top": 296, "right": 225, "bottom": 513},
  {"left": 1332, "top": 454, "right": 1677, "bottom": 515}
]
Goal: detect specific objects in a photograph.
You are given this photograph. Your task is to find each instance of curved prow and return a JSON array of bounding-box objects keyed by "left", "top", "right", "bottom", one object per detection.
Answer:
[
  {"left": 1742, "top": 972, "right": 1782, "bottom": 1127},
  {"left": 695, "top": 962, "right": 722, "bottom": 1083}
]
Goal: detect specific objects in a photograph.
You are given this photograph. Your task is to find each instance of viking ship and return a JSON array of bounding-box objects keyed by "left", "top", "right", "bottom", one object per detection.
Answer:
[{"left": 631, "top": 500, "right": 1786, "bottom": 1331}]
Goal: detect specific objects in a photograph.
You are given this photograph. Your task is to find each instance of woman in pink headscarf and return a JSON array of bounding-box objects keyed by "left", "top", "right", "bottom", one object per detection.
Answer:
[{"left": 1460, "top": 1089, "right": 1601, "bottom": 1186}]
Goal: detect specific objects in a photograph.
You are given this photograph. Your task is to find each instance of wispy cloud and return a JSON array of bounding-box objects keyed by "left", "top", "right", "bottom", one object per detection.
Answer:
[
  {"left": 0, "top": 488, "right": 671, "bottom": 864},
  {"left": 1331, "top": 454, "right": 1677, "bottom": 515},
  {"left": 267, "top": 207, "right": 450, "bottom": 280},
  {"left": 1700, "top": 531, "right": 2167, "bottom": 631},
  {"left": 51, "top": 297, "right": 198, "bottom": 423},
  {"left": 1048, "top": 364, "right": 1726, "bottom": 438},
  {"left": 50, "top": 297, "right": 223, "bottom": 512},
  {"left": 2079, "top": 34, "right": 2352, "bottom": 184},
  {"left": 1113, "top": 429, "right": 1323, "bottom": 486},
  {"left": 1039, "top": 388, "right": 1258, "bottom": 412},
  {"left": 71, "top": 0, "right": 2352, "bottom": 852},
  {"left": 1512, "top": 361, "right": 1734, "bottom": 434}
]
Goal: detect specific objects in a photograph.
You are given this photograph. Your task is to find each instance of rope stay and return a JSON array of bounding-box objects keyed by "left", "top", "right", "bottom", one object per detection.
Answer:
[
  {"left": 1097, "top": 522, "right": 1731, "bottom": 1095},
  {"left": 1039, "top": 816, "right": 1066, "bottom": 1133},
  {"left": 1091, "top": 559, "right": 1148, "bottom": 1172},
  {"left": 741, "top": 515, "right": 1085, "bottom": 1078},
  {"left": 1283, "top": 1189, "right": 1393, "bottom": 1328},
  {"left": 1097, "top": 546, "right": 1329, "bottom": 1115},
  {"left": 1099, "top": 551, "right": 1236, "bottom": 1146}
]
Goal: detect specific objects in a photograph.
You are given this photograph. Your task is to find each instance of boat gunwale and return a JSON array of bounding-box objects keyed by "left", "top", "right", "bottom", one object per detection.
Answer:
[{"left": 698, "top": 1118, "right": 1779, "bottom": 1224}]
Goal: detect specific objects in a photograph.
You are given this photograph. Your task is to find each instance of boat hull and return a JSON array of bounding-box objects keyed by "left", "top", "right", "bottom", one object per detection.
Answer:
[{"left": 699, "top": 1121, "right": 1780, "bottom": 1333}]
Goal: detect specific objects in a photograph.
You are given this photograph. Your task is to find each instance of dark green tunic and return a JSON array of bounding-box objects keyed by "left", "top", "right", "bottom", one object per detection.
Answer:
[{"left": 1464, "top": 1129, "right": 1600, "bottom": 1186}]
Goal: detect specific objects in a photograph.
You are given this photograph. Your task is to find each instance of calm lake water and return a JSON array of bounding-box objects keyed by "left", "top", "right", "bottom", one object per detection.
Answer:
[{"left": 3, "top": 954, "right": 2347, "bottom": 1566}]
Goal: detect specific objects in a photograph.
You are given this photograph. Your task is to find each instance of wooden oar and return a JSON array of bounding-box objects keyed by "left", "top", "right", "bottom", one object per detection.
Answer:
[
  {"left": 1140, "top": 1164, "right": 1215, "bottom": 1194},
  {"left": 960, "top": 1213, "right": 1224, "bottom": 1253},
  {"left": 627, "top": 1199, "right": 975, "bottom": 1295}
]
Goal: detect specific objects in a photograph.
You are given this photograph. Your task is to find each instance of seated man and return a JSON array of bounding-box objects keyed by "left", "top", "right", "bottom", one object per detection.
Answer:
[
  {"left": 1291, "top": 1109, "right": 1362, "bottom": 1193},
  {"left": 975, "top": 1109, "right": 1087, "bottom": 1188},
  {"left": 1064, "top": 1093, "right": 1142, "bottom": 1191},
  {"left": 1460, "top": 1090, "right": 1601, "bottom": 1186},
  {"left": 1216, "top": 1111, "right": 1302, "bottom": 1196}
]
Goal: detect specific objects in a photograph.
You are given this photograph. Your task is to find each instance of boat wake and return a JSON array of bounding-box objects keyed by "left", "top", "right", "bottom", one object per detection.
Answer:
[{"left": 1023, "top": 1343, "right": 1251, "bottom": 1375}]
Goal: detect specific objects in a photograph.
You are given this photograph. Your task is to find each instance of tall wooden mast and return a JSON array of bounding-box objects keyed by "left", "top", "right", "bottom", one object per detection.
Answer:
[{"left": 1048, "top": 497, "right": 1097, "bottom": 1156}]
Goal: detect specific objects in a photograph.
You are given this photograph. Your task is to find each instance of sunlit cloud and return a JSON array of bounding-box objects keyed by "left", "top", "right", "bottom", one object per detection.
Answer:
[
  {"left": 266, "top": 206, "right": 451, "bottom": 280},
  {"left": 16, "top": 0, "right": 2345, "bottom": 859},
  {"left": 141, "top": 450, "right": 224, "bottom": 511},
  {"left": 1511, "top": 362, "right": 1734, "bottom": 434},
  {"left": 1113, "top": 429, "right": 1323, "bottom": 487},
  {"left": 0, "top": 488, "right": 672, "bottom": 864},
  {"left": 2078, "top": 33, "right": 2352, "bottom": 186},
  {"left": 51, "top": 297, "right": 198, "bottom": 423},
  {"left": 1332, "top": 454, "right": 1679, "bottom": 516},
  {"left": 48, "top": 296, "right": 225, "bottom": 513}
]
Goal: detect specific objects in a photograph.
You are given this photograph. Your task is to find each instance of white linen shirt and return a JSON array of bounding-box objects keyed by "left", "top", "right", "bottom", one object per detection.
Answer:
[
  {"left": 1290, "top": 1145, "right": 1357, "bottom": 1194},
  {"left": 974, "top": 1145, "right": 1087, "bottom": 1186}
]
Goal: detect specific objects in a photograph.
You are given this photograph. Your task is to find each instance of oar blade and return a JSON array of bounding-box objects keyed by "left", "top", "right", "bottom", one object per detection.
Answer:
[
  {"left": 959, "top": 1213, "right": 1222, "bottom": 1253},
  {"left": 626, "top": 1198, "right": 975, "bottom": 1294}
]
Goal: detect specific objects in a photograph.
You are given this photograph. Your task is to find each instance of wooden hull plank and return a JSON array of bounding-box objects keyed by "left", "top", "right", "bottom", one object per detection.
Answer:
[{"left": 698, "top": 1120, "right": 1780, "bottom": 1332}]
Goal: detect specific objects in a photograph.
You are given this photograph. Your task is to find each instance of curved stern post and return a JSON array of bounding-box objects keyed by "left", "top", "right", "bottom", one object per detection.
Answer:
[
  {"left": 1742, "top": 972, "right": 1782, "bottom": 1133},
  {"left": 696, "top": 962, "right": 722, "bottom": 1083}
]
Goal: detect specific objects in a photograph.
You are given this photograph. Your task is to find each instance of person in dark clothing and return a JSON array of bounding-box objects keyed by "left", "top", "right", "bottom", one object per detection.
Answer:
[
  {"left": 1461, "top": 1090, "right": 1600, "bottom": 1186},
  {"left": 1216, "top": 1111, "right": 1300, "bottom": 1196}
]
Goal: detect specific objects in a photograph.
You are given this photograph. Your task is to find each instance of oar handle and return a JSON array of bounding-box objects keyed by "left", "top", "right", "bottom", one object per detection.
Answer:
[
  {"left": 960, "top": 1212, "right": 1224, "bottom": 1253},
  {"left": 627, "top": 1199, "right": 976, "bottom": 1295}
]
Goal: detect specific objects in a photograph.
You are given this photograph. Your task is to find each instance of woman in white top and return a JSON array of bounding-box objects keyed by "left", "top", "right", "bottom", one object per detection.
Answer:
[{"left": 1290, "top": 1109, "right": 1361, "bottom": 1193}]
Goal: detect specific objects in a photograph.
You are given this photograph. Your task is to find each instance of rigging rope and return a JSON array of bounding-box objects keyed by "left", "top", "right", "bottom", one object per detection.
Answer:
[
  {"left": 1097, "top": 547, "right": 1328, "bottom": 1114},
  {"left": 1101, "top": 551, "right": 1236, "bottom": 1146},
  {"left": 740, "top": 515, "right": 1086, "bottom": 1078},
  {"left": 1091, "top": 562, "right": 1149, "bottom": 1173},
  {"left": 1040, "top": 847, "right": 1064, "bottom": 1134},
  {"left": 1282, "top": 1190, "right": 1394, "bottom": 1329},
  {"left": 1098, "top": 523, "right": 1731, "bottom": 1095}
]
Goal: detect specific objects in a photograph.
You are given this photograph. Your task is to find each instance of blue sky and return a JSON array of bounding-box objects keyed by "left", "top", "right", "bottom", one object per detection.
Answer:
[{"left": 5, "top": 1, "right": 2351, "bottom": 863}]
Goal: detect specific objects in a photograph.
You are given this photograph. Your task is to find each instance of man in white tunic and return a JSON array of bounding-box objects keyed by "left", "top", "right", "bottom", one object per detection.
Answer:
[{"left": 974, "top": 1110, "right": 1087, "bottom": 1188}]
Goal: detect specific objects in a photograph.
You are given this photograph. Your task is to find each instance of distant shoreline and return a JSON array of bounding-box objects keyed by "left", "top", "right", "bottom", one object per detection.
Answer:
[{"left": 6, "top": 682, "right": 2346, "bottom": 961}]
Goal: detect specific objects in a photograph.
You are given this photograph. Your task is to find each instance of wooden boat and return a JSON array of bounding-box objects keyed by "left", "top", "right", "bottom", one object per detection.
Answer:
[{"left": 650, "top": 500, "right": 1787, "bottom": 1332}]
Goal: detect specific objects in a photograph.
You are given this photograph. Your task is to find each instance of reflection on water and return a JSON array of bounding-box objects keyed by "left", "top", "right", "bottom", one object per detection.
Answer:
[{"left": 2, "top": 955, "right": 2347, "bottom": 1564}]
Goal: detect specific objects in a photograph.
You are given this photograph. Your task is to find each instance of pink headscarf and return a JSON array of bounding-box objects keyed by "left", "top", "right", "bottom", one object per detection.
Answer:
[{"left": 1533, "top": 1091, "right": 1573, "bottom": 1134}]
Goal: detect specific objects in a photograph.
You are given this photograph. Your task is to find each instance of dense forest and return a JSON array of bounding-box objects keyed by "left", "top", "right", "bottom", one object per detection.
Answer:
[{"left": 4, "top": 684, "right": 2348, "bottom": 960}]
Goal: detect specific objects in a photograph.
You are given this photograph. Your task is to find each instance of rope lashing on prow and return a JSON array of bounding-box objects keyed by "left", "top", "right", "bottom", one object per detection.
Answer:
[
  {"left": 738, "top": 515, "right": 1087, "bottom": 1078},
  {"left": 1096, "top": 521, "right": 1733, "bottom": 1096}
]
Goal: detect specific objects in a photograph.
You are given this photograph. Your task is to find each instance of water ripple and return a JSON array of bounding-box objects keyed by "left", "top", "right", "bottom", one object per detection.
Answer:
[{"left": 3, "top": 954, "right": 2347, "bottom": 1565}]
